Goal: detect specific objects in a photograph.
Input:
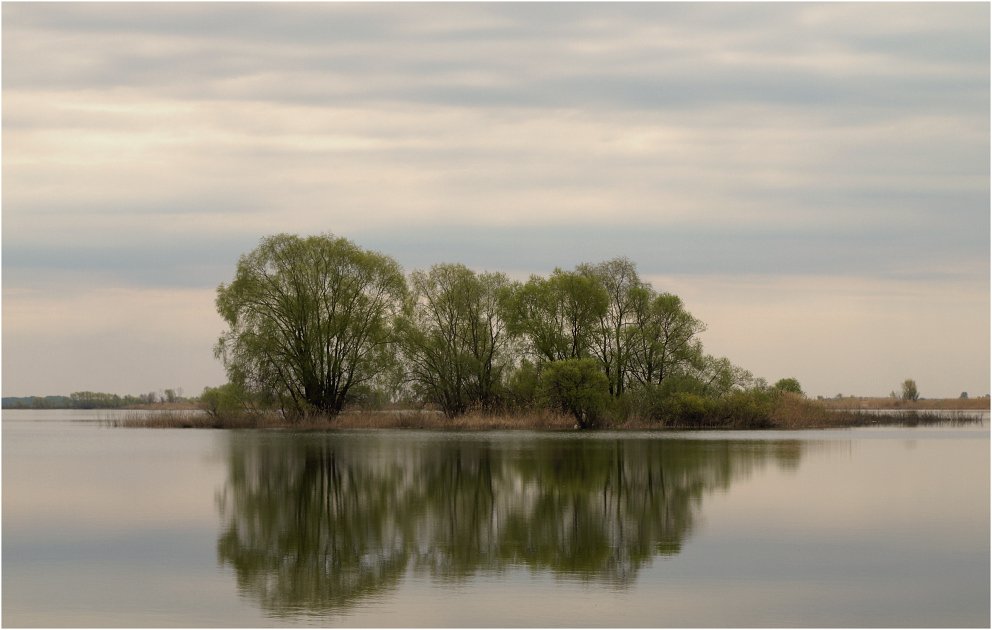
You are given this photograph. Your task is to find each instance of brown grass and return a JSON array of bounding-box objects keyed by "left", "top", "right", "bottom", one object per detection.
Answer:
[
  {"left": 110, "top": 398, "right": 985, "bottom": 431},
  {"left": 820, "top": 397, "right": 990, "bottom": 411},
  {"left": 106, "top": 410, "right": 267, "bottom": 429},
  {"left": 766, "top": 395, "right": 985, "bottom": 429},
  {"left": 109, "top": 408, "right": 578, "bottom": 431}
]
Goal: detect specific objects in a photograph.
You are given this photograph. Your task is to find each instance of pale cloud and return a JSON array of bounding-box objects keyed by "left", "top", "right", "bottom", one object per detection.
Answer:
[{"left": 2, "top": 3, "right": 987, "bottom": 397}]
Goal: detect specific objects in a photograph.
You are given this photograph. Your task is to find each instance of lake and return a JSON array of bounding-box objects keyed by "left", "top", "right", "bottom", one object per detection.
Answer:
[{"left": 3, "top": 409, "right": 989, "bottom": 627}]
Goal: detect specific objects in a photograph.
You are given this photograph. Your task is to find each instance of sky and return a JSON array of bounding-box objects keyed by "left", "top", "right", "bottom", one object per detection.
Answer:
[{"left": 2, "top": 2, "right": 989, "bottom": 399}]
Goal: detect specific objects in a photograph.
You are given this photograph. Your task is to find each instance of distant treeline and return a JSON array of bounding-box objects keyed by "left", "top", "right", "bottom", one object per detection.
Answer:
[{"left": 2, "top": 389, "right": 187, "bottom": 410}]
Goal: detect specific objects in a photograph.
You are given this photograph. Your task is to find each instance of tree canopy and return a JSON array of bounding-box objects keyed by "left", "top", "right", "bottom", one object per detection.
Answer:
[
  {"left": 901, "top": 378, "right": 920, "bottom": 402},
  {"left": 398, "top": 263, "right": 514, "bottom": 417},
  {"left": 212, "top": 235, "right": 769, "bottom": 425},
  {"left": 215, "top": 233, "right": 406, "bottom": 417}
]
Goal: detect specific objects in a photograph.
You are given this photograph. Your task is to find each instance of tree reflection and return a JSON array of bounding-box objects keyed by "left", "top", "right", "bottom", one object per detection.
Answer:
[{"left": 217, "top": 433, "right": 805, "bottom": 616}]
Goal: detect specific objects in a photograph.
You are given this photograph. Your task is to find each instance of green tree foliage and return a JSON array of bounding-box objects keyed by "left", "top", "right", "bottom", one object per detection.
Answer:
[
  {"left": 200, "top": 384, "right": 250, "bottom": 418},
  {"left": 505, "top": 358, "right": 541, "bottom": 410},
  {"left": 901, "top": 378, "right": 920, "bottom": 401},
  {"left": 773, "top": 378, "right": 804, "bottom": 396},
  {"left": 215, "top": 233, "right": 407, "bottom": 418},
  {"left": 578, "top": 257, "right": 646, "bottom": 397},
  {"left": 398, "top": 264, "right": 515, "bottom": 417},
  {"left": 507, "top": 269, "right": 608, "bottom": 362},
  {"left": 628, "top": 292, "right": 706, "bottom": 388},
  {"left": 70, "top": 391, "right": 124, "bottom": 409},
  {"left": 538, "top": 359, "right": 611, "bottom": 428},
  {"left": 206, "top": 237, "right": 784, "bottom": 427},
  {"left": 680, "top": 354, "right": 756, "bottom": 398}
]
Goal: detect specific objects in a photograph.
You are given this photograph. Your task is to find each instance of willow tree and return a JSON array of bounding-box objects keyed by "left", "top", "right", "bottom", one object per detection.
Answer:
[
  {"left": 579, "top": 257, "right": 647, "bottom": 397},
  {"left": 398, "top": 264, "right": 515, "bottom": 417},
  {"left": 628, "top": 292, "right": 706, "bottom": 387},
  {"left": 215, "top": 233, "right": 407, "bottom": 418},
  {"left": 506, "top": 269, "right": 608, "bottom": 363}
]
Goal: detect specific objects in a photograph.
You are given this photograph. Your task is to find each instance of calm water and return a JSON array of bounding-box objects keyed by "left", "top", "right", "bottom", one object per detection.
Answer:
[{"left": 3, "top": 409, "right": 989, "bottom": 627}]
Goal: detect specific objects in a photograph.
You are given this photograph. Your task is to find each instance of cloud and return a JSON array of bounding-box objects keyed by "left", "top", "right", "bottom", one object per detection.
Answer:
[{"left": 2, "top": 2, "right": 987, "bottom": 397}]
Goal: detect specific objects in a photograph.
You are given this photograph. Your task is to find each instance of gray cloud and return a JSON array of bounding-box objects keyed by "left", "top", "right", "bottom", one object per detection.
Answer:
[
  {"left": 5, "top": 3, "right": 986, "bottom": 118},
  {"left": 2, "top": 2, "right": 987, "bottom": 397},
  {"left": 355, "top": 222, "right": 989, "bottom": 283}
]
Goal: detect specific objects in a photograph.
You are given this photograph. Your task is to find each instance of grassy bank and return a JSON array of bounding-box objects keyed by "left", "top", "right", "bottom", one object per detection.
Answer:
[{"left": 109, "top": 395, "right": 985, "bottom": 431}]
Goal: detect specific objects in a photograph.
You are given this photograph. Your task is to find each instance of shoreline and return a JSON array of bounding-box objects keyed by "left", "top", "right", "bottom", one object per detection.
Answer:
[{"left": 105, "top": 406, "right": 988, "bottom": 431}]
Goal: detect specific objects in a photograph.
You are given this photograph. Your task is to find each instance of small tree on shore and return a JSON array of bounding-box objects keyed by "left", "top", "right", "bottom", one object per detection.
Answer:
[
  {"left": 773, "top": 377, "right": 804, "bottom": 396},
  {"left": 901, "top": 379, "right": 920, "bottom": 402}
]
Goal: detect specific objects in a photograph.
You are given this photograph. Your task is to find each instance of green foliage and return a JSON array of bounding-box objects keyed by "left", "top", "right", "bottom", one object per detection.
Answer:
[
  {"left": 398, "top": 264, "right": 515, "bottom": 417},
  {"left": 628, "top": 291, "right": 705, "bottom": 390},
  {"left": 2, "top": 395, "right": 73, "bottom": 409},
  {"left": 200, "top": 384, "right": 248, "bottom": 418},
  {"left": 901, "top": 378, "right": 920, "bottom": 401},
  {"left": 538, "top": 359, "right": 611, "bottom": 428},
  {"left": 577, "top": 257, "right": 646, "bottom": 397},
  {"left": 659, "top": 392, "right": 713, "bottom": 426},
  {"left": 506, "top": 269, "right": 608, "bottom": 362},
  {"left": 206, "top": 238, "right": 789, "bottom": 426},
  {"left": 70, "top": 391, "right": 124, "bottom": 409},
  {"left": 693, "top": 355, "right": 757, "bottom": 397},
  {"left": 622, "top": 378, "right": 779, "bottom": 429},
  {"left": 505, "top": 359, "right": 541, "bottom": 411},
  {"left": 506, "top": 258, "right": 707, "bottom": 405},
  {"left": 3, "top": 391, "right": 192, "bottom": 410},
  {"left": 773, "top": 377, "right": 804, "bottom": 396},
  {"left": 713, "top": 389, "right": 778, "bottom": 429},
  {"left": 215, "top": 233, "right": 407, "bottom": 418}
]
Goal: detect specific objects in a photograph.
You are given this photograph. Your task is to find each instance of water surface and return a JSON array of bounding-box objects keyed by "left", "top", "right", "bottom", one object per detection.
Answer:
[{"left": 3, "top": 410, "right": 988, "bottom": 627}]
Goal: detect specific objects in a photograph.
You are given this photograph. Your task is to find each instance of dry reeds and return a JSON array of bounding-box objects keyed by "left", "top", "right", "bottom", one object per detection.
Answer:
[
  {"left": 106, "top": 410, "right": 267, "bottom": 429},
  {"left": 820, "top": 397, "right": 990, "bottom": 411},
  {"left": 109, "top": 408, "right": 578, "bottom": 431},
  {"left": 108, "top": 398, "right": 984, "bottom": 431}
]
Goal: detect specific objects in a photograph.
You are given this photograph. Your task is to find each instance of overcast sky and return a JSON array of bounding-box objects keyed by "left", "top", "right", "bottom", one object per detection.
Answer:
[{"left": 3, "top": 2, "right": 989, "bottom": 399}]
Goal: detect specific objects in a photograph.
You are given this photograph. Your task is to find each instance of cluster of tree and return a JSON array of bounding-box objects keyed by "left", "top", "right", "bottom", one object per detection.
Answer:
[
  {"left": 213, "top": 233, "right": 803, "bottom": 427},
  {"left": 2, "top": 389, "right": 188, "bottom": 410}
]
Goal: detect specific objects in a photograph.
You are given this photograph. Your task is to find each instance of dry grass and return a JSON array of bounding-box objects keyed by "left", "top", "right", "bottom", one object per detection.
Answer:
[
  {"left": 110, "top": 398, "right": 985, "bottom": 431},
  {"left": 766, "top": 395, "right": 985, "bottom": 429},
  {"left": 107, "top": 410, "right": 267, "bottom": 429},
  {"left": 768, "top": 394, "right": 861, "bottom": 429},
  {"left": 821, "top": 397, "right": 990, "bottom": 411},
  {"left": 110, "top": 408, "right": 578, "bottom": 431}
]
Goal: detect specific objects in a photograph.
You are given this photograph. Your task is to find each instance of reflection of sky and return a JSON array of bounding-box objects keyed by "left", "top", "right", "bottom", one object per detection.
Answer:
[
  {"left": 3, "top": 420, "right": 988, "bottom": 627},
  {"left": 2, "top": 3, "right": 989, "bottom": 398}
]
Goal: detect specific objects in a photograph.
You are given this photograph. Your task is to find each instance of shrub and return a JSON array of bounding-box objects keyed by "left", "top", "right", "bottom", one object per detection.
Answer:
[
  {"left": 200, "top": 383, "right": 247, "bottom": 419},
  {"left": 713, "top": 389, "right": 778, "bottom": 429},
  {"left": 505, "top": 359, "right": 541, "bottom": 411},
  {"left": 773, "top": 378, "right": 803, "bottom": 396},
  {"left": 538, "top": 359, "right": 610, "bottom": 428},
  {"left": 660, "top": 392, "right": 713, "bottom": 427}
]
